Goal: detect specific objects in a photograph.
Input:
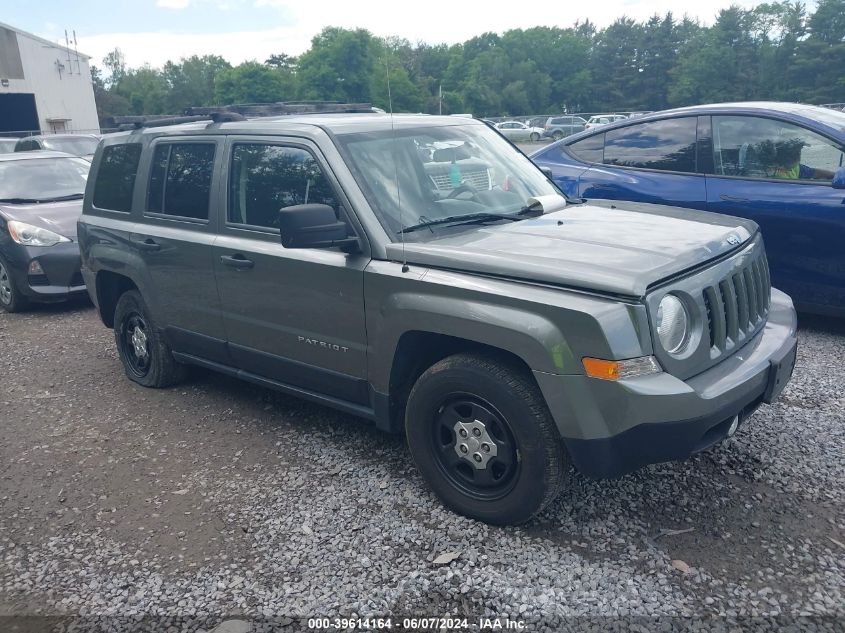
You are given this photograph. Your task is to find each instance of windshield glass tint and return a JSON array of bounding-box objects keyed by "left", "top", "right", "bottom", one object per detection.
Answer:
[
  {"left": 337, "top": 123, "right": 558, "bottom": 238},
  {"left": 0, "top": 157, "right": 90, "bottom": 200},
  {"left": 42, "top": 137, "right": 99, "bottom": 156}
]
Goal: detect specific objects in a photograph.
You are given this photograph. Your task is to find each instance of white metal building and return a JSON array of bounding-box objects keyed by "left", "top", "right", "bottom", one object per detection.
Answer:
[{"left": 0, "top": 21, "right": 99, "bottom": 136}]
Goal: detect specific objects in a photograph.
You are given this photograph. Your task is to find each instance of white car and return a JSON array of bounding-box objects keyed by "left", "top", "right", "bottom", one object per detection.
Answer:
[
  {"left": 584, "top": 114, "right": 628, "bottom": 130},
  {"left": 494, "top": 120, "right": 544, "bottom": 142}
]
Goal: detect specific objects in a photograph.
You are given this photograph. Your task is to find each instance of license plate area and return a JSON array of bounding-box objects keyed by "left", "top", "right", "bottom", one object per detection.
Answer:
[{"left": 763, "top": 340, "right": 797, "bottom": 403}]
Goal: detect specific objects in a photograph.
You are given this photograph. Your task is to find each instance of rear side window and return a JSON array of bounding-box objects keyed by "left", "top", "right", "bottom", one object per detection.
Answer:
[
  {"left": 147, "top": 143, "right": 215, "bottom": 220},
  {"left": 604, "top": 118, "right": 697, "bottom": 172},
  {"left": 228, "top": 143, "right": 338, "bottom": 229},
  {"left": 568, "top": 133, "right": 604, "bottom": 163},
  {"left": 92, "top": 144, "right": 142, "bottom": 212}
]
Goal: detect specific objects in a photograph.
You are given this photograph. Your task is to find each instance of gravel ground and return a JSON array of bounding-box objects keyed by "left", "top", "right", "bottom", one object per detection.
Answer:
[{"left": 0, "top": 300, "right": 843, "bottom": 632}]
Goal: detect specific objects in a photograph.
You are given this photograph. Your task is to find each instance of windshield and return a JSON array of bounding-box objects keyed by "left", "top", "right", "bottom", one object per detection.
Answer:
[
  {"left": 0, "top": 157, "right": 90, "bottom": 201},
  {"left": 41, "top": 136, "right": 99, "bottom": 156},
  {"left": 337, "top": 123, "right": 559, "bottom": 239}
]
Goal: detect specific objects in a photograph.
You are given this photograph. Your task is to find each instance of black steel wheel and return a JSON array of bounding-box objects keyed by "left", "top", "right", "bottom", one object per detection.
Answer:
[
  {"left": 119, "top": 311, "right": 152, "bottom": 378},
  {"left": 431, "top": 394, "right": 519, "bottom": 501},
  {"left": 406, "top": 353, "right": 569, "bottom": 525},
  {"left": 113, "top": 290, "right": 186, "bottom": 388}
]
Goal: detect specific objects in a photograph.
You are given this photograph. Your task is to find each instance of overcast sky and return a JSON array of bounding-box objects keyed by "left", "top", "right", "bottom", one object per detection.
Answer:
[{"left": 7, "top": 0, "right": 780, "bottom": 69}]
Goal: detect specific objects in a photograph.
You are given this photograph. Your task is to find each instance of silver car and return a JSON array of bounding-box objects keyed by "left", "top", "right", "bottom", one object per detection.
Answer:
[{"left": 494, "top": 120, "right": 544, "bottom": 142}]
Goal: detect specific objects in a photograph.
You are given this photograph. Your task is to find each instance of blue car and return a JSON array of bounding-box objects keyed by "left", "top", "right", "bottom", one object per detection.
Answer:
[{"left": 531, "top": 102, "right": 845, "bottom": 316}]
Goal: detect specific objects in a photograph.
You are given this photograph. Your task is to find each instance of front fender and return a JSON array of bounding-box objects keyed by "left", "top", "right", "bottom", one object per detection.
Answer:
[{"left": 364, "top": 260, "right": 651, "bottom": 393}]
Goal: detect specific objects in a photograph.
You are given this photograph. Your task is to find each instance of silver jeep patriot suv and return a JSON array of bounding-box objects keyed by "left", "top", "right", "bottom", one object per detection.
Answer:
[{"left": 78, "top": 103, "right": 798, "bottom": 525}]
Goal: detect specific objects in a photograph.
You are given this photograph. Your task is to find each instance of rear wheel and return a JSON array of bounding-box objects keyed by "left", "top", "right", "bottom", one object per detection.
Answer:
[
  {"left": 0, "top": 256, "right": 28, "bottom": 313},
  {"left": 405, "top": 353, "right": 568, "bottom": 525},
  {"left": 114, "top": 290, "right": 186, "bottom": 388}
]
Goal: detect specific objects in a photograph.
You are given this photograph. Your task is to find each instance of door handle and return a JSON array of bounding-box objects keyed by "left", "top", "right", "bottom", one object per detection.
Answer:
[
  {"left": 220, "top": 254, "right": 254, "bottom": 269},
  {"left": 719, "top": 194, "right": 750, "bottom": 202},
  {"left": 131, "top": 238, "right": 160, "bottom": 252}
]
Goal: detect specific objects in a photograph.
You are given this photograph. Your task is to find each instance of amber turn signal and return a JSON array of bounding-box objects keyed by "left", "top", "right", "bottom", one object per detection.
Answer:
[{"left": 582, "top": 356, "right": 661, "bottom": 381}]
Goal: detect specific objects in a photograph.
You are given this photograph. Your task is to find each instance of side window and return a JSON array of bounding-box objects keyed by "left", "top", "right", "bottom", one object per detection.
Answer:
[
  {"left": 228, "top": 144, "right": 338, "bottom": 229},
  {"left": 604, "top": 117, "right": 697, "bottom": 172},
  {"left": 92, "top": 144, "right": 142, "bottom": 212},
  {"left": 568, "top": 133, "right": 604, "bottom": 163},
  {"left": 146, "top": 143, "right": 215, "bottom": 220},
  {"left": 711, "top": 116, "right": 845, "bottom": 181}
]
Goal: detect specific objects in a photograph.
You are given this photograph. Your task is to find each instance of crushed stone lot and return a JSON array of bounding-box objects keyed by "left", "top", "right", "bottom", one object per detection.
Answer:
[{"left": 0, "top": 300, "right": 842, "bottom": 632}]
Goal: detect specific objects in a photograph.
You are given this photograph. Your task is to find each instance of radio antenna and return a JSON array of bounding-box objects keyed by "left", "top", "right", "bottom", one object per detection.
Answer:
[{"left": 384, "top": 49, "right": 407, "bottom": 272}]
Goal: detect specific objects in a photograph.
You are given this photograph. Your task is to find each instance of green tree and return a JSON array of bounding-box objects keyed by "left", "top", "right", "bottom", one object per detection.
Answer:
[
  {"left": 297, "top": 27, "right": 377, "bottom": 102},
  {"left": 214, "top": 62, "right": 292, "bottom": 104},
  {"left": 163, "top": 55, "right": 231, "bottom": 112}
]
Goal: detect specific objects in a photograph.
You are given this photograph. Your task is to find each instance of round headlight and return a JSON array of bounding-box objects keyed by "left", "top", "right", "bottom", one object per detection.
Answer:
[{"left": 656, "top": 294, "right": 689, "bottom": 354}]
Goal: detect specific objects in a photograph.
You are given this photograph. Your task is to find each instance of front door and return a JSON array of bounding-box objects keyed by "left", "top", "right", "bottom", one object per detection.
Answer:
[
  {"left": 212, "top": 138, "right": 370, "bottom": 405},
  {"left": 705, "top": 114, "right": 845, "bottom": 311}
]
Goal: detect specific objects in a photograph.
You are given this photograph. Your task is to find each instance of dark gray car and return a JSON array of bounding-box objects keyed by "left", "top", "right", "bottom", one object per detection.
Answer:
[
  {"left": 0, "top": 151, "right": 90, "bottom": 312},
  {"left": 78, "top": 108, "right": 798, "bottom": 525},
  {"left": 542, "top": 115, "right": 587, "bottom": 140}
]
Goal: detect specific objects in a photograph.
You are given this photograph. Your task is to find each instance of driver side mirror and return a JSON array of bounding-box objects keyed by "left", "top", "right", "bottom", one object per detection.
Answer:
[
  {"left": 833, "top": 166, "right": 845, "bottom": 190},
  {"left": 278, "top": 204, "right": 359, "bottom": 251}
]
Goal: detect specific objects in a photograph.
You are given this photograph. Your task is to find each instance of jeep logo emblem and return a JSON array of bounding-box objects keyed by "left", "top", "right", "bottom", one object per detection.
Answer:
[{"left": 726, "top": 234, "right": 742, "bottom": 246}]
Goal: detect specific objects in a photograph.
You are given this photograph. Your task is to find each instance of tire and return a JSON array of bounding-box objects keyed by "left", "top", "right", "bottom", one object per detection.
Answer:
[
  {"left": 0, "top": 255, "right": 28, "bottom": 313},
  {"left": 552, "top": 131, "right": 564, "bottom": 141},
  {"left": 530, "top": 132, "right": 540, "bottom": 142},
  {"left": 405, "top": 353, "right": 568, "bottom": 525},
  {"left": 113, "top": 289, "right": 186, "bottom": 388}
]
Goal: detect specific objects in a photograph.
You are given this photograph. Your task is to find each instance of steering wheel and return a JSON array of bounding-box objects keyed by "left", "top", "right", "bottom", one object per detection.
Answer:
[{"left": 447, "top": 182, "right": 477, "bottom": 199}]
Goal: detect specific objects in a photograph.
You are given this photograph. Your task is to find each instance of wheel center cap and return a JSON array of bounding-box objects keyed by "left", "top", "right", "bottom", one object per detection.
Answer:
[
  {"left": 453, "top": 420, "right": 498, "bottom": 469},
  {"left": 131, "top": 326, "right": 148, "bottom": 358}
]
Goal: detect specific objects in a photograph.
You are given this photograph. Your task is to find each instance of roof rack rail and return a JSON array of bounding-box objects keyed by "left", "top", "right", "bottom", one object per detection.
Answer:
[
  {"left": 184, "top": 101, "right": 376, "bottom": 117},
  {"left": 106, "top": 102, "right": 377, "bottom": 131}
]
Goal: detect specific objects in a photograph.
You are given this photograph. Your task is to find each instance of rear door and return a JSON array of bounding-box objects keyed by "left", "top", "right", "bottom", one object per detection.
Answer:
[
  {"left": 131, "top": 137, "right": 228, "bottom": 363},
  {"left": 576, "top": 116, "right": 708, "bottom": 209},
  {"left": 212, "top": 137, "right": 370, "bottom": 405},
  {"left": 705, "top": 114, "right": 845, "bottom": 310}
]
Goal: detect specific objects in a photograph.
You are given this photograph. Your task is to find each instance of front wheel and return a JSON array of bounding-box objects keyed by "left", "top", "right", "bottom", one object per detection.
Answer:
[
  {"left": 0, "top": 255, "right": 28, "bottom": 313},
  {"left": 114, "top": 289, "right": 186, "bottom": 388},
  {"left": 405, "top": 353, "right": 568, "bottom": 525},
  {"left": 552, "top": 131, "right": 564, "bottom": 141},
  {"left": 530, "top": 132, "right": 540, "bottom": 142}
]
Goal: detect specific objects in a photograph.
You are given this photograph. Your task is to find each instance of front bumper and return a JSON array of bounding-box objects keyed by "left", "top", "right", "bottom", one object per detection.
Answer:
[
  {"left": 2, "top": 241, "right": 86, "bottom": 302},
  {"left": 534, "top": 288, "right": 798, "bottom": 478}
]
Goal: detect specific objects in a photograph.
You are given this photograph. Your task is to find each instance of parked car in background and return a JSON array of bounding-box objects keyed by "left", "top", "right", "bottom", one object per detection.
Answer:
[
  {"left": 525, "top": 116, "right": 548, "bottom": 129},
  {"left": 14, "top": 134, "right": 100, "bottom": 160},
  {"left": 0, "top": 138, "right": 18, "bottom": 153},
  {"left": 531, "top": 101, "right": 845, "bottom": 315},
  {"left": 584, "top": 114, "right": 628, "bottom": 129},
  {"left": 495, "top": 120, "right": 544, "bottom": 141},
  {"left": 542, "top": 116, "right": 587, "bottom": 140},
  {"left": 0, "top": 151, "right": 90, "bottom": 312}
]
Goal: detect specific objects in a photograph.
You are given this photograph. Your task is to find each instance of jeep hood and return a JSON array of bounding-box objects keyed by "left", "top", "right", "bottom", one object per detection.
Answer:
[
  {"left": 385, "top": 200, "right": 758, "bottom": 297},
  {"left": 0, "top": 199, "right": 82, "bottom": 240}
]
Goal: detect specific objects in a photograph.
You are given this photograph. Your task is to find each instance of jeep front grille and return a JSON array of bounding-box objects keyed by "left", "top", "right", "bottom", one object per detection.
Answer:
[
  {"left": 702, "top": 250, "right": 771, "bottom": 354},
  {"left": 429, "top": 169, "right": 491, "bottom": 191}
]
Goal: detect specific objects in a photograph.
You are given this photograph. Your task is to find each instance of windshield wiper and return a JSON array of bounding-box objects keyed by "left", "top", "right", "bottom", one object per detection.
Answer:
[
  {"left": 37, "top": 193, "right": 84, "bottom": 202},
  {"left": 0, "top": 193, "right": 84, "bottom": 204},
  {"left": 399, "top": 212, "right": 524, "bottom": 234}
]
